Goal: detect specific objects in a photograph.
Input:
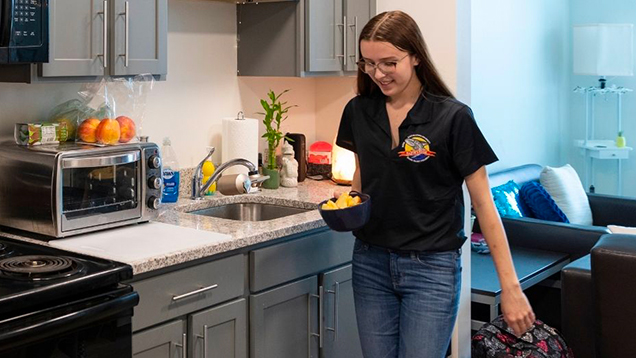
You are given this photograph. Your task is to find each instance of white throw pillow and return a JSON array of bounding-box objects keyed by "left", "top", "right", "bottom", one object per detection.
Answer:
[
  {"left": 608, "top": 225, "right": 636, "bottom": 235},
  {"left": 539, "top": 164, "right": 593, "bottom": 225}
]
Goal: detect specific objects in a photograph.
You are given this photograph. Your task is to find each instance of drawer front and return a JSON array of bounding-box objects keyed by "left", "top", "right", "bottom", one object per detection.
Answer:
[
  {"left": 250, "top": 229, "right": 354, "bottom": 292},
  {"left": 591, "top": 149, "right": 629, "bottom": 159},
  {"left": 132, "top": 254, "right": 245, "bottom": 331}
]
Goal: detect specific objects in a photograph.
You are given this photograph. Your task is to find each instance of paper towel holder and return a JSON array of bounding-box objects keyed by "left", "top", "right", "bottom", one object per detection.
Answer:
[{"left": 236, "top": 111, "right": 245, "bottom": 120}]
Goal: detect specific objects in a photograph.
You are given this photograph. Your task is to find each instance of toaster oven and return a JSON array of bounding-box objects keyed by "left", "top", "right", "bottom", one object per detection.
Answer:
[{"left": 0, "top": 141, "right": 162, "bottom": 237}]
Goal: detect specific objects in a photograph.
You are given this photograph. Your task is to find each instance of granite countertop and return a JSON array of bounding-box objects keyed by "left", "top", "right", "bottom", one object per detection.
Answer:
[{"left": 0, "top": 179, "right": 342, "bottom": 275}]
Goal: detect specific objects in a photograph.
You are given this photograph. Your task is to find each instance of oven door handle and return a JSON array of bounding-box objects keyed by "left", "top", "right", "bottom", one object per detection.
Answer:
[
  {"left": 62, "top": 151, "right": 140, "bottom": 169},
  {"left": 0, "top": 291, "right": 139, "bottom": 351}
]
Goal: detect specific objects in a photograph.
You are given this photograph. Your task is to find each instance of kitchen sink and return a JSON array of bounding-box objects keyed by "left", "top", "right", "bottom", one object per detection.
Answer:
[{"left": 187, "top": 202, "right": 312, "bottom": 221}]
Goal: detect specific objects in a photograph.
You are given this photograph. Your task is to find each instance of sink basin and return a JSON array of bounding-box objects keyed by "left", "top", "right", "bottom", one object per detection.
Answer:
[{"left": 188, "top": 202, "right": 312, "bottom": 221}]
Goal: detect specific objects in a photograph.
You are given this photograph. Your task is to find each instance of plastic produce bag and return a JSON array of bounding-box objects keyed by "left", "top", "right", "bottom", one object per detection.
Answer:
[
  {"left": 47, "top": 99, "right": 97, "bottom": 141},
  {"left": 75, "top": 74, "right": 155, "bottom": 146}
]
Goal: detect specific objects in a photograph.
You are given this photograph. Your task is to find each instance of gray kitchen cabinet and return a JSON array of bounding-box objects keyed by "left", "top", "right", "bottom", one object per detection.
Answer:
[
  {"left": 0, "top": 0, "right": 167, "bottom": 82},
  {"left": 250, "top": 276, "right": 320, "bottom": 358},
  {"left": 249, "top": 230, "right": 361, "bottom": 358},
  {"left": 189, "top": 298, "right": 248, "bottom": 358},
  {"left": 111, "top": 0, "right": 168, "bottom": 76},
  {"left": 237, "top": 0, "right": 375, "bottom": 77},
  {"left": 42, "top": 0, "right": 106, "bottom": 77},
  {"left": 133, "top": 319, "right": 186, "bottom": 358},
  {"left": 321, "top": 265, "right": 362, "bottom": 358}
]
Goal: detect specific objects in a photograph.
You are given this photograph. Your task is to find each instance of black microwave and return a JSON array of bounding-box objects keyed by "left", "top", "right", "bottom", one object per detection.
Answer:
[{"left": 0, "top": 0, "right": 48, "bottom": 63}]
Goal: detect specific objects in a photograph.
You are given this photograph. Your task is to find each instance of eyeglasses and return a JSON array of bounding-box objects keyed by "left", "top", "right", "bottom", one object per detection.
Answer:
[{"left": 356, "top": 54, "right": 410, "bottom": 74}]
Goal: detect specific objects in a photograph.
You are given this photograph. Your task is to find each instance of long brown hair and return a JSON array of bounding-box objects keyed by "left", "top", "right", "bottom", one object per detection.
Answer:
[{"left": 356, "top": 11, "right": 454, "bottom": 99}]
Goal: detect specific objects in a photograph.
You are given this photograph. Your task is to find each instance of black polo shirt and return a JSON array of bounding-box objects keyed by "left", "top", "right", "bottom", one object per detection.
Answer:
[{"left": 336, "top": 92, "right": 498, "bottom": 252}]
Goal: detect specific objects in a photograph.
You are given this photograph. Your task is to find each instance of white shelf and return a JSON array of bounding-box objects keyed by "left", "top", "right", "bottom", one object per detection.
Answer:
[{"left": 574, "top": 140, "right": 632, "bottom": 159}]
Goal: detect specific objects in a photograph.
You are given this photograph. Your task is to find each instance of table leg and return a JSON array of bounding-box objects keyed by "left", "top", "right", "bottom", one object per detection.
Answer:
[{"left": 490, "top": 303, "right": 499, "bottom": 321}]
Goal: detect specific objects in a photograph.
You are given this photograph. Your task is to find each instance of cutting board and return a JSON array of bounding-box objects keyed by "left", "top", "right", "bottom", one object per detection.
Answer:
[{"left": 49, "top": 222, "right": 232, "bottom": 263}]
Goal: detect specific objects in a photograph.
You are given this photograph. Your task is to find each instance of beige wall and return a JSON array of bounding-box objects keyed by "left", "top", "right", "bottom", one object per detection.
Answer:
[{"left": 313, "top": 0, "right": 458, "bottom": 142}]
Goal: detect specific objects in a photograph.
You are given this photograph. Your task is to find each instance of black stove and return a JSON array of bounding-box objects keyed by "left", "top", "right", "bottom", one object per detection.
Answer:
[{"left": 0, "top": 237, "right": 139, "bottom": 357}]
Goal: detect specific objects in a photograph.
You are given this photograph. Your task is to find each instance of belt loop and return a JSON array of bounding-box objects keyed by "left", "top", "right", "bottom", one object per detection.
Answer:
[
  {"left": 458, "top": 247, "right": 462, "bottom": 255},
  {"left": 410, "top": 251, "right": 417, "bottom": 260}
]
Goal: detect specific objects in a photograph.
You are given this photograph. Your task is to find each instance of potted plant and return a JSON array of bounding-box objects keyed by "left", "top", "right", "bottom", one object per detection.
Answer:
[{"left": 259, "top": 89, "right": 296, "bottom": 189}]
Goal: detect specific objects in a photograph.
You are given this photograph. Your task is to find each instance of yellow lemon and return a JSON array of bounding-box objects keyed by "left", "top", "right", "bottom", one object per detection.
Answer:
[{"left": 202, "top": 161, "right": 215, "bottom": 176}]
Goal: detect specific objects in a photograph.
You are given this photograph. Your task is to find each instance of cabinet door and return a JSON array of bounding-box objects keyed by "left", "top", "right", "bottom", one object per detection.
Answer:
[
  {"left": 250, "top": 276, "right": 319, "bottom": 358},
  {"left": 306, "top": 0, "right": 344, "bottom": 72},
  {"left": 189, "top": 298, "right": 248, "bottom": 358},
  {"left": 41, "top": 0, "right": 105, "bottom": 76},
  {"left": 344, "top": 0, "right": 373, "bottom": 72},
  {"left": 112, "top": 0, "right": 167, "bottom": 75},
  {"left": 321, "top": 265, "right": 362, "bottom": 358},
  {"left": 133, "top": 319, "right": 186, "bottom": 358}
]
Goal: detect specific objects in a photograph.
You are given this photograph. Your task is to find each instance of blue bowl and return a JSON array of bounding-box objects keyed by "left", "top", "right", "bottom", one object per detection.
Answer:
[{"left": 318, "top": 192, "right": 371, "bottom": 232}]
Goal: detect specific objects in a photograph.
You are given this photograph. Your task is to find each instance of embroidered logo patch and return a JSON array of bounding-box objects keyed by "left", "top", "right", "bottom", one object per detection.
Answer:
[{"left": 398, "top": 134, "right": 436, "bottom": 163}]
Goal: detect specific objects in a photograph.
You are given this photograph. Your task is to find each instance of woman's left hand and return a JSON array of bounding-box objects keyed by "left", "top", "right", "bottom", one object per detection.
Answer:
[{"left": 500, "top": 285, "right": 536, "bottom": 337}]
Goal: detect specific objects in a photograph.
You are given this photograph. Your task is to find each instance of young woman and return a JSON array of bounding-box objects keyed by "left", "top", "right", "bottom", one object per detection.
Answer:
[{"left": 336, "top": 10, "right": 535, "bottom": 358}]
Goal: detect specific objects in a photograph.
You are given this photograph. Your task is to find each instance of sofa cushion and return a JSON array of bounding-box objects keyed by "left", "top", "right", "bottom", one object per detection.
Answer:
[
  {"left": 519, "top": 181, "right": 569, "bottom": 223},
  {"left": 540, "top": 164, "right": 593, "bottom": 226},
  {"left": 491, "top": 180, "right": 530, "bottom": 218}
]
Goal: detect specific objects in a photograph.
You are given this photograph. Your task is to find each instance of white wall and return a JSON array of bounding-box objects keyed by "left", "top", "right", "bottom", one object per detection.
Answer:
[
  {"left": 471, "top": 0, "right": 570, "bottom": 172},
  {"left": 568, "top": 0, "right": 636, "bottom": 196},
  {"left": 0, "top": 0, "right": 317, "bottom": 168}
]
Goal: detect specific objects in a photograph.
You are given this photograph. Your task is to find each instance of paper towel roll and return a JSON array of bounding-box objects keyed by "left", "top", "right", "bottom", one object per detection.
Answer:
[{"left": 222, "top": 117, "right": 259, "bottom": 175}]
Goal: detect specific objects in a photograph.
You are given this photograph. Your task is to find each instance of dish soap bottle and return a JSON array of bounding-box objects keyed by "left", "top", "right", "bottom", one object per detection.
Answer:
[
  {"left": 616, "top": 131, "right": 626, "bottom": 148},
  {"left": 161, "top": 137, "right": 180, "bottom": 203}
]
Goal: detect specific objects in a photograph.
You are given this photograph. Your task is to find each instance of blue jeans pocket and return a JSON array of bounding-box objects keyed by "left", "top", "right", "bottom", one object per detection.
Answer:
[{"left": 414, "top": 250, "right": 460, "bottom": 273}]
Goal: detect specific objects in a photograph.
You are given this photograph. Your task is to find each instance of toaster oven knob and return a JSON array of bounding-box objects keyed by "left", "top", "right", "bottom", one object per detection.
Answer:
[
  {"left": 148, "top": 155, "right": 162, "bottom": 169},
  {"left": 148, "top": 176, "right": 162, "bottom": 189},
  {"left": 148, "top": 196, "right": 161, "bottom": 210}
]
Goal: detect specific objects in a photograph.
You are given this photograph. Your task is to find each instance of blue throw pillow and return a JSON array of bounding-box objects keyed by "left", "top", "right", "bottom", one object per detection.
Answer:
[
  {"left": 519, "top": 181, "right": 569, "bottom": 223},
  {"left": 491, "top": 180, "right": 528, "bottom": 218}
]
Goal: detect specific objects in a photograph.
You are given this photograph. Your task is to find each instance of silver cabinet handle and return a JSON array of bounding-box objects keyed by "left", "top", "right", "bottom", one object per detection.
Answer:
[
  {"left": 119, "top": 1, "right": 129, "bottom": 67},
  {"left": 336, "top": 16, "right": 347, "bottom": 67},
  {"left": 325, "top": 282, "right": 340, "bottom": 341},
  {"left": 174, "top": 333, "right": 187, "bottom": 358},
  {"left": 172, "top": 284, "right": 218, "bottom": 301},
  {"left": 196, "top": 325, "right": 209, "bottom": 358},
  {"left": 98, "top": 1, "right": 108, "bottom": 68},
  {"left": 342, "top": 15, "right": 347, "bottom": 68},
  {"left": 308, "top": 289, "right": 322, "bottom": 357},
  {"left": 349, "top": 17, "right": 358, "bottom": 65}
]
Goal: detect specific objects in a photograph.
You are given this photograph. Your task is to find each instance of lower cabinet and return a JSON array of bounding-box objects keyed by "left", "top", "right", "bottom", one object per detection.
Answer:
[
  {"left": 132, "top": 319, "right": 186, "bottom": 358},
  {"left": 131, "top": 228, "right": 360, "bottom": 358},
  {"left": 133, "top": 298, "right": 247, "bottom": 358},
  {"left": 249, "top": 265, "right": 362, "bottom": 358},
  {"left": 190, "top": 299, "right": 248, "bottom": 358}
]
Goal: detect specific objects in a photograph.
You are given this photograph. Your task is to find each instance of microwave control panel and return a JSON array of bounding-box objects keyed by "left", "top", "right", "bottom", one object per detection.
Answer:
[
  {"left": 10, "top": 0, "right": 43, "bottom": 47},
  {"left": 143, "top": 146, "right": 163, "bottom": 210}
]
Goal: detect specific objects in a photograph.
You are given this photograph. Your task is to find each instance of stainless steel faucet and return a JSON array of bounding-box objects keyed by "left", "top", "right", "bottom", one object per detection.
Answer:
[{"left": 191, "top": 147, "right": 268, "bottom": 200}]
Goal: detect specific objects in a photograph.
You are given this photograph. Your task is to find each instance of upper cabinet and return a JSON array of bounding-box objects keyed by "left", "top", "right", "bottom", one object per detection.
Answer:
[
  {"left": 237, "top": 0, "right": 376, "bottom": 77},
  {"left": 44, "top": 0, "right": 167, "bottom": 77},
  {"left": 0, "top": 0, "right": 167, "bottom": 82}
]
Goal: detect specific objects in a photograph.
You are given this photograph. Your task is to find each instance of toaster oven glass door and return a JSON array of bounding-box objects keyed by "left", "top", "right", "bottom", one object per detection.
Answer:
[{"left": 60, "top": 151, "right": 142, "bottom": 232}]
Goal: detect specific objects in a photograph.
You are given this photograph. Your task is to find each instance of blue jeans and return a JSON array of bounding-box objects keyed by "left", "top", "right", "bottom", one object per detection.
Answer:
[{"left": 352, "top": 239, "right": 461, "bottom": 358}]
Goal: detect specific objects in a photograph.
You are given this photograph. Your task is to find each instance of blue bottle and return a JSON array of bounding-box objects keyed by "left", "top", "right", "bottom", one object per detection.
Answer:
[{"left": 161, "top": 137, "right": 180, "bottom": 203}]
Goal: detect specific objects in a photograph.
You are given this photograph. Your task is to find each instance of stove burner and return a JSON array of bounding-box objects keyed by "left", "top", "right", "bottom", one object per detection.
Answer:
[
  {"left": 0, "top": 243, "right": 13, "bottom": 258},
  {"left": 0, "top": 255, "right": 82, "bottom": 281}
]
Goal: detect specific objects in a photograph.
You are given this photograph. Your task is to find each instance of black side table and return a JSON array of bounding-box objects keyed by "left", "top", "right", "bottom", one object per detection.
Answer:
[{"left": 471, "top": 246, "right": 570, "bottom": 330}]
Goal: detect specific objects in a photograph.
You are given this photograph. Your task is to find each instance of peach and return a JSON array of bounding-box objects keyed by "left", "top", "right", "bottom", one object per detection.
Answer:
[
  {"left": 116, "top": 116, "right": 136, "bottom": 143},
  {"left": 77, "top": 118, "right": 101, "bottom": 143},
  {"left": 95, "top": 118, "right": 121, "bottom": 145}
]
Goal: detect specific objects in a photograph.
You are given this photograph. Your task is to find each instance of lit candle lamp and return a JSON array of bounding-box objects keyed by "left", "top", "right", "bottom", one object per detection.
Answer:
[{"left": 331, "top": 140, "right": 356, "bottom": 185}]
